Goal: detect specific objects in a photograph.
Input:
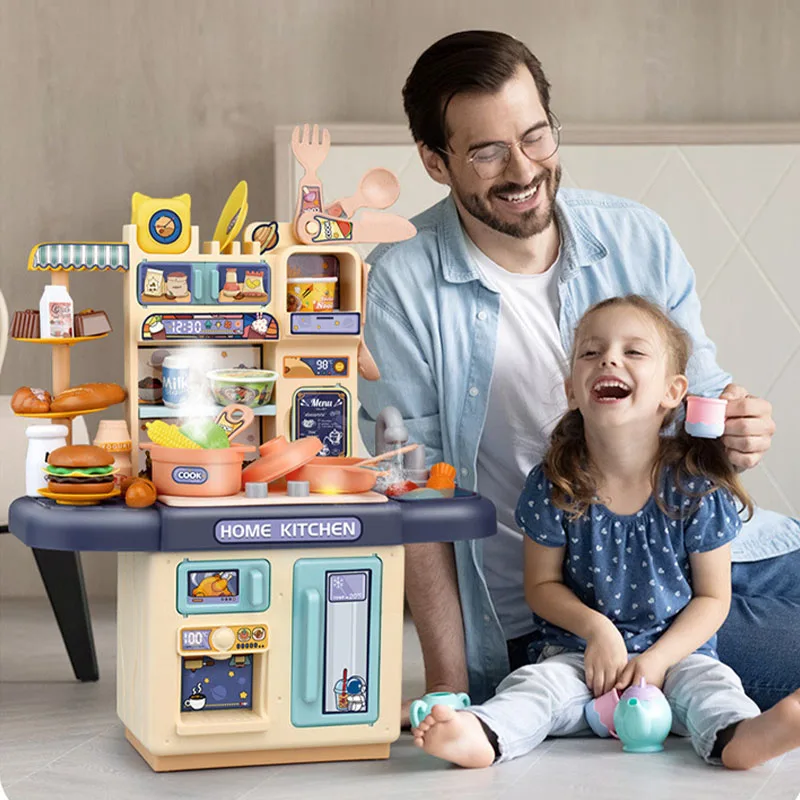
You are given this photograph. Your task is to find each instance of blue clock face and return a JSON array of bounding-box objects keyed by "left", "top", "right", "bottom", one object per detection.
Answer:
[{"left": 149, "top": 209, "right": 182, "bottom": 244}]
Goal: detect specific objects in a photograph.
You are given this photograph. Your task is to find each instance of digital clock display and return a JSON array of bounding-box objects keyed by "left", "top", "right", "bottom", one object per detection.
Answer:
[
  {"left": 162, "top": 317, "right": 244, "bottom": 336},
  {"left": 181, "top": 629, "right": 212, "bottom": 650}
]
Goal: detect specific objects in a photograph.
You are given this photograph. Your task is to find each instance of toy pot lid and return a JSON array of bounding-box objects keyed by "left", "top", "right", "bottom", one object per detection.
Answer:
[{"left": 241, "top": 435, "right": 322, "bottom": 486}]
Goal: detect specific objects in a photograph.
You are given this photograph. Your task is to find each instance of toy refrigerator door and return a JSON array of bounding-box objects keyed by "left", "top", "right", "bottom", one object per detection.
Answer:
[{"left": 291, "top": 556, "right": 382, "bottom": 727}]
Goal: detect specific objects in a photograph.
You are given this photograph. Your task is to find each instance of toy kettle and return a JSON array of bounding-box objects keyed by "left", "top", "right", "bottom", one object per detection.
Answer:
[{"left": 613, "top": 677, "right": 673, "bottom": 753}]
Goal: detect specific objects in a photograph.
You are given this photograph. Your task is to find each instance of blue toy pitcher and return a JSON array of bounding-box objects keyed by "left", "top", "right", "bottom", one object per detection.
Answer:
[{"left": 409, "top": 691, "right": 471, "bottom": 728}]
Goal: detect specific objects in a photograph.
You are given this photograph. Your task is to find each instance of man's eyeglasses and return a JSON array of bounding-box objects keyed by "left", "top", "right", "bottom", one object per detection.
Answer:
[{"left": 441, "top": 113, "right": 562, "bottom": 180}]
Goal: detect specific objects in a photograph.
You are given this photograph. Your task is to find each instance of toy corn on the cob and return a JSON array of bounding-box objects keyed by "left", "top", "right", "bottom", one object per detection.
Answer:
[{"left": 145, "top": 420, "right": 201, "bottom": 449}]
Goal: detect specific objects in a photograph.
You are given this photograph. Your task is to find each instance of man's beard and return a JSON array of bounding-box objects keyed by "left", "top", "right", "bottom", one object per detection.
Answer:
[{"left": 455, "top": 163, "right": 562, "bottom": 239}]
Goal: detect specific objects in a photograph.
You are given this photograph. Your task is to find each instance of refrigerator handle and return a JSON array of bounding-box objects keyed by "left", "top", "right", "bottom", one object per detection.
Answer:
[{"left": 302, "top": 588, "right": 322, "bottom": 703}]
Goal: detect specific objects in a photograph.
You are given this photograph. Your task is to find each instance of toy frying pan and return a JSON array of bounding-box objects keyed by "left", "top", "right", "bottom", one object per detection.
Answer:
[
  {"left": 213, "top": 181, "right": 249, "bottom": 251},
  {"left": 286, "top": 457, "right": 387, "bottom": 494}
]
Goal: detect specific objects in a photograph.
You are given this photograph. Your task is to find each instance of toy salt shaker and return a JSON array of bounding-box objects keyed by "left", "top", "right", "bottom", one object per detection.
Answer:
[{"left": 25, "top": 424, "right": 68, "bottom": 496}]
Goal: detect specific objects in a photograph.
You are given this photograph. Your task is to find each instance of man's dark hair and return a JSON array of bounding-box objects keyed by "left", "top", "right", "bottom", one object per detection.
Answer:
[{"left": 402, "top": 30, "right": 552, "bottom": 156}]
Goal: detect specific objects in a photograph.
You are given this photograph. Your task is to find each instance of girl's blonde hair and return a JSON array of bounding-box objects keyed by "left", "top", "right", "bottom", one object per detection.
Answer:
[{"left": 544, "top": 295, "right": 753, "bottom": 521}]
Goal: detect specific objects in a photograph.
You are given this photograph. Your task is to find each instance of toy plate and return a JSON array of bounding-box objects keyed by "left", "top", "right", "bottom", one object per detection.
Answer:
[
  {"left": 15, "top": 407, "right": 108, "bottom": 419},
  {"left": 37, "top": 487, "right": 121, "bottom": 506}
]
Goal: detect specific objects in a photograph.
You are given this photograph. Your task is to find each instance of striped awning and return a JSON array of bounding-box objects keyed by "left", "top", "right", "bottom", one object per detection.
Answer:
[{"left": 28, "top": 242, "right": 129, "bottom": 272}]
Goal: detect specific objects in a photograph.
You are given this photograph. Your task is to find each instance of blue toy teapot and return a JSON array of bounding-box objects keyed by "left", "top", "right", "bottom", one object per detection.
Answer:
[
  {"left": 409, "top": 691, "right": 471, "bottom": 728},
  {"left": 613, "top": 677, "right": 673, "bottom": 753}
]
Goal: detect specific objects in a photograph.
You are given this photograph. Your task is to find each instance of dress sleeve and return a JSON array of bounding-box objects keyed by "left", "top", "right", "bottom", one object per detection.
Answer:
[
  {"left": 515, "top": 464, "right": 567, "bottom": 547},
  {"left": 685, "top": 484, "right": 743, "bottom": 553}
]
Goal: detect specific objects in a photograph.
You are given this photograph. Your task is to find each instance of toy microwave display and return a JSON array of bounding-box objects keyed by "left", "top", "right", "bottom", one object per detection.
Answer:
[{"left": 7, "top": 125, "right": 497, "bottom": 773}]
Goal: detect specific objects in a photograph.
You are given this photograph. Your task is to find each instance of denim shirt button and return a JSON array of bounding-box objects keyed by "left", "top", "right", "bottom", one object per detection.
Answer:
[
  {"left": 469, "top": 386, "right": 479, "bottom": 397},
  {"left": 477, "top": 310, "right": 487, "bottom": 321},
  {"left": 461, "top": 467, "right": 469, "bottom": 477}
]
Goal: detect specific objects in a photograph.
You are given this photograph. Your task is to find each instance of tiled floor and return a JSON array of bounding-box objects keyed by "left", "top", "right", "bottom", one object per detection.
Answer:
[{"left": 1, "top": 599, "right": 799, "bottom": 799}]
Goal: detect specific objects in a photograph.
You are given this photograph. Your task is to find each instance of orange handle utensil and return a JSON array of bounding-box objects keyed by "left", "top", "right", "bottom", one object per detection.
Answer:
[
  {"left": 355, "top": 443, "right": 419, "bottom": 468},
  {"left": 214, "top": 404, "right": 255, "bottom": 442}
]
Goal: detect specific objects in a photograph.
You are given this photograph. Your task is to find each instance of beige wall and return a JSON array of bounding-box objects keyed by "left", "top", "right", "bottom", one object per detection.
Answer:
[{"left": 1, "top": 0, "right": 799, "bottom": 598}]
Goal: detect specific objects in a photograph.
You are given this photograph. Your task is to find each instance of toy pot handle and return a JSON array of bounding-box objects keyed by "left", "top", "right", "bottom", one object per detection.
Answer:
[
  {"left": 456, "top": 692, "right": 471, "bottom": 708},
  {"left": 409, "top": 699, "right": 429, "bottom": 729}
]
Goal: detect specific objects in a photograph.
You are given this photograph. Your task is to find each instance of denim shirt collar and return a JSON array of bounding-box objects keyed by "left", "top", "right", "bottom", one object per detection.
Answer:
[{"left": 437, "top": 192, "right": 609, "bottom": 285}]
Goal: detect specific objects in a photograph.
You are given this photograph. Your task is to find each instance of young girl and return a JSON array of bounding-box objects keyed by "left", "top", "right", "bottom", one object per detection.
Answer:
[{"left": 412, "top": 295, "right": 800, "bottom": 770}]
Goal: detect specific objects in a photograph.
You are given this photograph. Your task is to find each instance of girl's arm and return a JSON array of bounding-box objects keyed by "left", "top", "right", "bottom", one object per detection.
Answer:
[
  {"left": 646, "top": 543, "right": 732, "bottom": 664},
  {"left": 524, "top": 537, "right": 608, "bottom": 637},
  {"left": 525, "top": 537, "right": 628, "bottom": 696},
  {"left": 616, "top": 543, "right": 732, "bottom": 689}
]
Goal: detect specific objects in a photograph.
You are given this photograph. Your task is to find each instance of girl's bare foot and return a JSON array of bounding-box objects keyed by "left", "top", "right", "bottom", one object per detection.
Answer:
[
  {"left": 412, "top": 706, "right": 496, "bottom": 768},
  {"left": 723, "top": 690, "right": 800, "bottom": 769}
]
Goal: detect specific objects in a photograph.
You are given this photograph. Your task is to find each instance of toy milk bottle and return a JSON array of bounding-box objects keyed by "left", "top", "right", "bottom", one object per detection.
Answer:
[
  {"left": 25, "top": 424, "right": 69, "bottom": 496},
  {"left": 93, "top": 420, "right": 132, "bottom": 485},
  {"left": 39, "top": 285, "right": 74, "bottom": 338}
]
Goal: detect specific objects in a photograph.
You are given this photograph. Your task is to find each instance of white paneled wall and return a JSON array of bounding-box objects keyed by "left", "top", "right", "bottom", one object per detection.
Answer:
[{"left": 275, "top": 126, "right": 800, "bottom": 518}]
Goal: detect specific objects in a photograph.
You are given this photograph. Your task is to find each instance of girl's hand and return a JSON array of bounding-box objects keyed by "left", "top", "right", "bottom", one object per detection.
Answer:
[
  {"left": 584, "top": 619, "right": 629, "bottom": 697},
  {"left": 615, "top": 650, "right": 669, "bottom": 692}
]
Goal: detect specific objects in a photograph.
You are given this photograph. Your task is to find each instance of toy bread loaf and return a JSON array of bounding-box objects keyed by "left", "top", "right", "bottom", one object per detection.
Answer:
[
  {"left": 10, "top": 386, "right": 52, "bottom": 413},
  {"left": 50, "top": 383, "right": 127, "bottom": 412}
]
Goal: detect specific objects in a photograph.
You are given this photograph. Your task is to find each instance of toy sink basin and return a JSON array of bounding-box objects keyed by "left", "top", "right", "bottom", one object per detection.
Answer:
[{"left": 206, "top": 368, "right": 277, "bottom": 408}]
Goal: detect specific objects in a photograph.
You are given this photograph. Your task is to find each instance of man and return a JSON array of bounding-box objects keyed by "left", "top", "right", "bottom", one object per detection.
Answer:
[{"left": 358, "top": 30, "right": 800, "bottom": 712}]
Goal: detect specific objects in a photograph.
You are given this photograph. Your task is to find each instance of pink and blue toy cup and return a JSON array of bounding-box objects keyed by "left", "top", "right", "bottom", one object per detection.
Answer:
[{"left": 684, "top": 395, "right": 727, "bottom": 439}]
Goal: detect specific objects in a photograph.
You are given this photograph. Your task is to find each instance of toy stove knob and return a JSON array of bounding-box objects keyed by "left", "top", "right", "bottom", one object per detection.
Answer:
[{"left": 210, "top": 627, "right": 235, "bottom": 652}]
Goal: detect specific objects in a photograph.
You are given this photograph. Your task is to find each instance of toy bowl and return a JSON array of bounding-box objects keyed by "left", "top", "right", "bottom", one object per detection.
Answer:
[{"left": 206, "top": 368, "right": 277, "bottom": 408}]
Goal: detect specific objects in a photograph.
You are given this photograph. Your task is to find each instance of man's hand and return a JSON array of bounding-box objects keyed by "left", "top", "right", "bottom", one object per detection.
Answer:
[
  {"left": 584, "top": 619, "right": 629, "bottom": 697},
  {"left": 719, "top": 383, "right": 776, "bottom": 471},
  {"left": 615, "top": 650, "right": 669, "bottom": 692}
]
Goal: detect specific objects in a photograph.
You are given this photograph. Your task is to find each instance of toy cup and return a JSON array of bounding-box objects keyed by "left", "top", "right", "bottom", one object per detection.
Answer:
[
  {"left": 409, "top": 691, "right": 471, "bottom": 728},
  {"left": 684, "top": 395, "right": 727, "bottom": 439},
  {"left": 584, "top": 688, "right": 620, "bottom": 738}
]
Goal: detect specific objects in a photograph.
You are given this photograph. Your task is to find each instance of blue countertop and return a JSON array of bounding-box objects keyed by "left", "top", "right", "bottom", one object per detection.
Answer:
[{"left": 8, "top": 492, "right": 496, "bottom": 552}]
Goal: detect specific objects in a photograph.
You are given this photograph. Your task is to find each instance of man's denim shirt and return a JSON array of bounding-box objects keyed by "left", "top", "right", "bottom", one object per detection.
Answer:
[{"left": 358, "top": 189, "right": 800, "bottom": 703}]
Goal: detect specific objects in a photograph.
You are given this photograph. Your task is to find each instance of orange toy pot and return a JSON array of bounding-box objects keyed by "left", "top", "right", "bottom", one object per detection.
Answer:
[
  {"left": 141, "top": 443, "right": 254, "bottom": 497},
  {"left": 286, "top": 457, "right": 383, "bottom": 494}
]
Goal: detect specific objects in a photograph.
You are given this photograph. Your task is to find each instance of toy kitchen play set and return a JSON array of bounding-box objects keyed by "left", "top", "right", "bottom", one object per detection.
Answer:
[{"left": 8, "top": 126, "right": 496, "bottom": 772}]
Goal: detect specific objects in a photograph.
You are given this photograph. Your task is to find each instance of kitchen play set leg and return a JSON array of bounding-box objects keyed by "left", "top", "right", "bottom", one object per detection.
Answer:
[{"left": 6, "top": 127, "right": 497, "bottom": 772}]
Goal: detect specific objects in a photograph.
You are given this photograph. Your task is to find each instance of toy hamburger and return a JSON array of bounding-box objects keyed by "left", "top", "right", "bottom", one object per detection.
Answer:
[{"left": 44, "top": 445, "right": 117, "bottom": 495}]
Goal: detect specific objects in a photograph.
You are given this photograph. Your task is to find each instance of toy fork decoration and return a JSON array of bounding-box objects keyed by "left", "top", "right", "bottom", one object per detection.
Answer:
[
  {"left": 291, "top": 124, "right": 330, "bottom": 237},
  {"left": 291, "top": 124, "right": 416, "bottom": 246}
]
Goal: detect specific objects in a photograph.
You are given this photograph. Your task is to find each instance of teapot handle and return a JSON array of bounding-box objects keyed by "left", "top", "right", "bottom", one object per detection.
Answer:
[{"left": 409, "top": 699, "right": 428, "bottom": 729}]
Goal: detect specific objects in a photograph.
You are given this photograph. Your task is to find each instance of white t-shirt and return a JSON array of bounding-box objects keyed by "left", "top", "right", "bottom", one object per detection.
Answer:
[{"left": 465, "top": 235, "right": 570, "bottom": 640}]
